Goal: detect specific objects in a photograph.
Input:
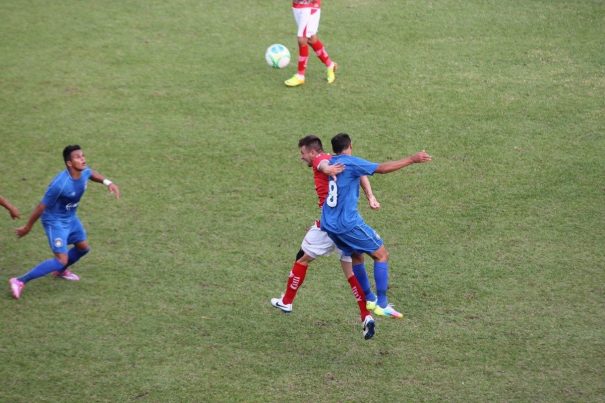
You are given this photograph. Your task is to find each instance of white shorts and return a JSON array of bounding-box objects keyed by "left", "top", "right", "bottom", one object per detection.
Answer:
[
  {"left": 292, "top": 7, "right": 321, "bottom": 38},
  {"left": 301, "top": 221, "right": 351, "bottom": 262}
]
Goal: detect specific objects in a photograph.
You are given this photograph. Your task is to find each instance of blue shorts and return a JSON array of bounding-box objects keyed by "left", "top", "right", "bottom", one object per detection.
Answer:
[
  {"left": 42, "top": 217, "right": 87, "bottom": 254},
  {"left": 325, "top": 223, "right": 384, "bottom": 256}
]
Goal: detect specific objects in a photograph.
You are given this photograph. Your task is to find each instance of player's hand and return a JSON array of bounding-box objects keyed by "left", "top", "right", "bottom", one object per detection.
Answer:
[
  {"left": 7, "top": 206, "right": 20, "bottom": 220},
  {"left": 324, "top": 163, "right": 345, "bottom": 177},
  {"left": 368, "top": 195, "right": 381, "bottom": 210},
  {"left": 412, "top": 150, "right": 432, "bottom": 163},
  {"left": 108, "top": 183, "right": 120, "bottom": 199},
  {"left": 15, "top": 225, "right": 31, "bottom": 238}
]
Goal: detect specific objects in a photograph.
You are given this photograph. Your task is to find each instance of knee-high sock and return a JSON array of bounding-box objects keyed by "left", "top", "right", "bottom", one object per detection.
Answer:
[
  {"left": 62, "top": 247, "right": 90, "bottom": 270},
  {"left": 348, "top": 275, "right": 371, "bottom": 321},
  {"left": 311, "top": 40, "right": 332, "bottom": 67},
  {"left": 282, "top": 261, "right": 308, "bottom": 304},
  {"left": 374, "top": 261, "right": 389, "bottom": 308},
  {"left": 297, "top": 44, "right": 309, "bottom": 76},
  {"left": 353, "top": 263, "right": 376, "bottom": 302},
  {"left": 18, "top": 258, "right": 64, "bottom": 283}
]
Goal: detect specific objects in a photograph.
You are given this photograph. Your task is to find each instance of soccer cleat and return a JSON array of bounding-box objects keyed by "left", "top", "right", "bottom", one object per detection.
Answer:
[
  {"left": 271, "top": 296, "right": 292, "bottom": 313},
  {"left": 363, "top": 315, "right": 375, "bottom": 340},
  {"left": 327, "top": 62, "right": 338, "bottom": 84},
  {"left": 366, "top": 296, "right": 378, "bottom": 311},
  {"left": 52, "top": 269, "right": 80, "bottom": 281},
  {"left": 9, "top": 278, "right": 24, "bottom": 299},
  {"left": 284, "top": 75, "right": 305, "bottom": 87},
  {"left": 374, "top": 304, "right": 404, "bottom": 319}
]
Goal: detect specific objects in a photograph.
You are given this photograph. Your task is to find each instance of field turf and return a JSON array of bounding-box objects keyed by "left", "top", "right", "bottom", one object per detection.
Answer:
[{"left": 1, "top": 0, "right": 603, "bottom": 401}]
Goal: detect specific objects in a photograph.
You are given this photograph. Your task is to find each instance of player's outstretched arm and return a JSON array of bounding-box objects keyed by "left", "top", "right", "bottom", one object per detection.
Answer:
[
  {"left": 0, "top": 196, "right": 20, "bottom": 219},
  {"left": 91, "top": 171, "right": 120, "bottom": 199},
  {"left": 16, "top": 202, "right": 45, "bottom": 238},
  {"left": 374, "top": 150, "right": 432, "bottom": 174},
  {"left": 360, "top": 176, "right": 380, "bottom": 210}
]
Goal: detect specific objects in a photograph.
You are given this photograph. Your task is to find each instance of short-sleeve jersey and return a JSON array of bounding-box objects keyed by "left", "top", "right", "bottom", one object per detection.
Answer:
[
  {"left": 312, "top": 153, "right": 331, "bottom": 208},
  {"left": 41, "top": 167, "right": 92, "bottom": 222},
  {"left": 320, "top": 155, "right": 379, "bottom": 234},
  {"left": 292, "top": 0, "right": 321, "bottom": 8}
]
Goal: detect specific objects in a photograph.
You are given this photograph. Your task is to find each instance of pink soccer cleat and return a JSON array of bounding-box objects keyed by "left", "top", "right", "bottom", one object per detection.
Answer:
[
  {"left": 52, "top": 269, "right": 80, "bottom": 281},
  {"left": 9, "top": 278, "right": 24, "bottom": 299}
]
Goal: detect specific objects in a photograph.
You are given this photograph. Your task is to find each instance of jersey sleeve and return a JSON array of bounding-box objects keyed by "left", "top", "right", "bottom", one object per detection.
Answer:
[
  {"left": 83, "top": 167, "right": 93, "bottom": 181},
  {"left": 313, "top": 154, "right": 331, "bottom": 171},
  {"left": 349, "top": 156, "right": 379, "bottom": 177}
]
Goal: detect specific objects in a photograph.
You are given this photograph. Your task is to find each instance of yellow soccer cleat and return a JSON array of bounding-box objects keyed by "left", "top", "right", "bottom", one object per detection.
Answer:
[
  {"left": 374, "top": 304, "right": 404, "bottom": 319},
  {"left": 285, "top": 75, "right": 305, "bottom": 87},
  {"left": 327, "top": 62, "right": 338, "bottom": 84},
  {"left": 366, "top": 296, "right": 377, "bottom": 311}
]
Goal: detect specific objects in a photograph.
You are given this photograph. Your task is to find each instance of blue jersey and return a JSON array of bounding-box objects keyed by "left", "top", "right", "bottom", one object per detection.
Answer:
[
  {"left": 320, "top": 155, "right": 378, "bottom": 234},
  {"left": 41, "top": 167, "right": 92, "bottom": 222}
]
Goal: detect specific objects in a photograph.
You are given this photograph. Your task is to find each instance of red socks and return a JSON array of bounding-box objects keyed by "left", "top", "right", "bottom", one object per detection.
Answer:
[
  {"left": 297, "top": 40, "right": 332, "bottom": 77},
  {"left": 297, "top": 45, "right": 309, "bottom": 76},
  {"left": 281, "top": 261, "right": 370, "bottom": 322},
  {"left": 311, "top": 40, "right": 332, "bottom": 67},
  {"left": 348, "top": 275, "right": 371, "bottom": 321},
  {"left": 282, "top": 261, "right": 308, "bottom": 304}
]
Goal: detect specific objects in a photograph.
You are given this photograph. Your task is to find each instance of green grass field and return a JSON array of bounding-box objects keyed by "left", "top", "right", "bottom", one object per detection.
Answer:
[{"left": 1, "top": 0, "right": 603, "bottom": 401}]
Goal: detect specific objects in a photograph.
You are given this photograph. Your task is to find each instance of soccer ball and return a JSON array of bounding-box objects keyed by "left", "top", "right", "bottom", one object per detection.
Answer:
[{"left": 265, "top": 44, "right": 290, "bottom": 69}]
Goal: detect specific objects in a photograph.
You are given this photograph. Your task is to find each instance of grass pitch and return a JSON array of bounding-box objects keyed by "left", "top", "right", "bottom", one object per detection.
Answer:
[{"left": 1, "top": 0, "right": 604, "bottom": 401}]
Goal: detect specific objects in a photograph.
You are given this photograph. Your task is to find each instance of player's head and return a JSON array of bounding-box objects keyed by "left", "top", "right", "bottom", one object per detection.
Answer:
[
  {"left": 331, "top": 133, "right": 352, "bottom": 154},
  {"left": 298, "top": 135, "right": 324, "bottom": 167},
  {"left": 63, "top": 145, "right": 86, "bottom": 171}
]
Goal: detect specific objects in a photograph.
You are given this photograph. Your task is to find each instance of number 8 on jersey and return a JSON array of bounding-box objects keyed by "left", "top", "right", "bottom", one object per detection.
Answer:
[{"left": 326, "top": 179, "right": 338, "bottom": 207}]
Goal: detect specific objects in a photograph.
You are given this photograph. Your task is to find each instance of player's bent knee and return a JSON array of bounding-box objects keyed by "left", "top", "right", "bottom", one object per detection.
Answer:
[{"left": 295, "top": 248, "right": 305, "bottom": 261}]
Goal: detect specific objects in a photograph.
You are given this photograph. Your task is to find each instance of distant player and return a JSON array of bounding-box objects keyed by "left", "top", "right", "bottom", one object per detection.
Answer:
[
  {"left": 285, "top": 0, "right": 337, "bottom": 87},
  {"left": 271, "top": 135, "right": 378, "bottom": 339},
  {"left": 321, "top": 133, "right": 432, "bottom": 318},
  {"left": 0, "top": 195, "right": 20, "bottom": 220},
  {"left": 9, "top": 145, "right": 120, "bottom": 300}
]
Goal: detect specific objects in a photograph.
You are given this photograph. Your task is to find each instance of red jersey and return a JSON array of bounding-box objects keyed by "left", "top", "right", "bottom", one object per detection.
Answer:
[
  {"left": 312, "top": 153, "right": 331, "bottom": 208},
  {"left": 292, "top": 0, "right": 321, "bottom": 9}
]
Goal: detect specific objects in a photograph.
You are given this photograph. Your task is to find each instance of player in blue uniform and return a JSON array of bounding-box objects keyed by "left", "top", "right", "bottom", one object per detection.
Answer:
[
  {"left": 321, "top": 133, "right": 431, "bottom": 318},
  {"left": 9, "top": 145, "right": 120, "bottom": 300}
]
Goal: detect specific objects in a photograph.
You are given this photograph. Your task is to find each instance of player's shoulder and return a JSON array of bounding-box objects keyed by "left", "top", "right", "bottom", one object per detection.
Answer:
[
  {"left": 48, "top": 169, "right": 69, "bottom": 184},
  {"left": 313, "top": 153, "right": 331, "bottom": 168}
]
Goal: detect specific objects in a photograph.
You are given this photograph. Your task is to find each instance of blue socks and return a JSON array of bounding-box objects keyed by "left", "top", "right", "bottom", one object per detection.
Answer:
[
  {"left": 374, "top": 261, "right": 389, "bottom": 308},
  {"left": 353, "top": 263, "right": 377, "bottom": 302},
  {"left": 65, "top": 247, "right": 90, "bottom": 269},
  {"left": 18, "top": 247, "right": 90, "bottom": 283},
  {"left": 19, "top": 258, "right": 64, "bottom": 283}
]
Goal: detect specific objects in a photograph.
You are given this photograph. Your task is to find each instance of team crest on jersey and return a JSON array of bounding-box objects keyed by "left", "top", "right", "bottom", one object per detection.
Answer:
[{"left": 54, "top": 238, "right": 63, "bottom": 248}]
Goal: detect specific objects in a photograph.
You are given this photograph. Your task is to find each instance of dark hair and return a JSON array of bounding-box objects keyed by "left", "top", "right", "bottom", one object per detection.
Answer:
[
  {"left": 63, "top": 145, "right": 81, "bottom": 162},
  {"left": 331, "top": 133, "right": 351, "bottom": 154},
  {"left": 298, "top": 135, "right": 323, "bottom": 152}
]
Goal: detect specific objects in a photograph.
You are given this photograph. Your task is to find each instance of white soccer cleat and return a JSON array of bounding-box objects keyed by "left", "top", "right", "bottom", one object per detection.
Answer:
[
  {"left": 270, "top": 296, "right": 292, "bottom": 313},
  {"left": 363, "top": 315, "right": 375, "bottom": 340}
]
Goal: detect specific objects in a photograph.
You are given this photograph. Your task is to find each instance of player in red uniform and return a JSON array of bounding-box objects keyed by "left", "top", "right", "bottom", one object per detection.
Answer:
[
  {"left": 285, "top": 0, "right": 337, "bottom": 87},
  {"left": 271, "top": 135, "right": 378, "bottom": 339}
]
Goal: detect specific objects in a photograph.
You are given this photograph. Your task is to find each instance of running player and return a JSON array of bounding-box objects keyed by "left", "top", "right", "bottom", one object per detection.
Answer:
[
  {"left": 271, "top": 135, "right": 378, "bottom": 339},
  {"left": 9, "top": 145, "right": 120, "bottom": 299},
  {"left": 0, "top": 195, "right": 20, "bottom": 219},
  {"left": 285, "top": 0, "right": 338, "bottom": 87},
  {"left": 321, "top": 133, "right": 432, "bottom": 319}
]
